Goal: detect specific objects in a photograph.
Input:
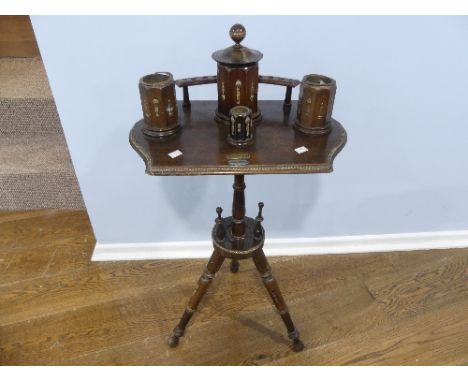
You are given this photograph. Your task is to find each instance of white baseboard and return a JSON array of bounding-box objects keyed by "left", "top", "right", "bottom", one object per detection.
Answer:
[{"left": 91, "top": 230, "right": 468, "bottom": 261}]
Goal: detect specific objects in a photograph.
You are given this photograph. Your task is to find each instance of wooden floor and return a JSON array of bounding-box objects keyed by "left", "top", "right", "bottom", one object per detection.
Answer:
[
  {"left": 0, "top": 210, "right": 467, "bottom": 365},
  {"left": 0, "top": 16, "right": 40, "bottom": 58}
]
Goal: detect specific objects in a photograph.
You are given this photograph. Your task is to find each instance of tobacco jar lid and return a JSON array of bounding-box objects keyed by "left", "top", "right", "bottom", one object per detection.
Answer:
[{"left": 212, "top": 24, "right": 263, "bottom": 66}]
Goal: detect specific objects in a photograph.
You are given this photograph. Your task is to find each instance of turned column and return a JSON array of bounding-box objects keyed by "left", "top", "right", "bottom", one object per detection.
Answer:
[{"left": 231, "top": 174, "right": 246, "bottom": 238}]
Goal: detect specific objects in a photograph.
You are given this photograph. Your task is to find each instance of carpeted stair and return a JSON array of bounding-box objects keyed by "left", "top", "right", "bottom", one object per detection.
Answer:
[{"left": 0, "top": 57, "right": 84, "bottom": 209}]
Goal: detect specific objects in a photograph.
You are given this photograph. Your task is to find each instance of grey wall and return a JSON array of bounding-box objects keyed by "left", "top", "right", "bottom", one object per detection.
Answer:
[{"left": 31, "top": 16, "right": 468, "bottom": 245}]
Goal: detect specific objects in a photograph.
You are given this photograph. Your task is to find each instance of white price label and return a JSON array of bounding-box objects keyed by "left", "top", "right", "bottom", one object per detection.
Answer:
[
  {"left": 294, "top": 146, "right": 309, "bottom": 154},
  {"left": 168, "top": 149, "right": 183, "bottom": 159}
]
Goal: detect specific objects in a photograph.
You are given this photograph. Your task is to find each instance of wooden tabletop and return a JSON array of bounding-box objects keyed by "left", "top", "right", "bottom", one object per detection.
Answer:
[{"left": 130, "top": 100, "right": 347, "bottom": 176}]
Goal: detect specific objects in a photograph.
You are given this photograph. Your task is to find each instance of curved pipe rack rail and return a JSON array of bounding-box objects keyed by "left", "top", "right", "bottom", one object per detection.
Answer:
[{"left": 175, "top": 75, "right": 301, "bottom": 109}]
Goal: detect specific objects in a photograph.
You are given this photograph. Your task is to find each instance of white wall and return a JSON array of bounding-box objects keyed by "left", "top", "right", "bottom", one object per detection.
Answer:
[{"left": 31, "top": 16, "right": 468, "bottom": 245}]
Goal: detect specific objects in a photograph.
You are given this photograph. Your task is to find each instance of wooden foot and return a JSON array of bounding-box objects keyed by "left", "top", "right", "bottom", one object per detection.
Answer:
[
  {"left": 292, "top": 338, "right": 305, "bottom": 352},
  {"left": 168, "top": 250, "right": 225, "bottom": 347},
  {"left": 252, "top": 250, "right": 304, "bottom": 352}
]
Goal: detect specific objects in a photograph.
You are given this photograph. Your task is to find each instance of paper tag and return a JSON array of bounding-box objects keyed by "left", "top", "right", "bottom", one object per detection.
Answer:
[
  {"left": 168, "top": 149, "right": 183, "bottom": 159},
  {"left": 294, "top": 146, "right": 309, "bottom": 154}
]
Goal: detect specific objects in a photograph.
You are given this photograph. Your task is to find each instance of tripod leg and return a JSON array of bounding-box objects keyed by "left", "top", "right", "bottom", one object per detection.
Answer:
[
  {"left": 168, "top": 250, "right": 225, "bottom": 347},
  {"left": 252, "top": 250, "right": 304, "bottom": 352},
  {"left": 230, "top": 258, "right": 240, "bottom": 273}
]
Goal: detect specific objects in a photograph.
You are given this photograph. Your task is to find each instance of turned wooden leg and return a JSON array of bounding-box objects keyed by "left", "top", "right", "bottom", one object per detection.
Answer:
[
  {"left": 168, "top": 250, "right": 225, "bottom": 347},
  {"left": 252, "top": 250, "right": 304, "bottom": 352},
  {"left": 230, "top": 258, "right": 240, "bottom": 273}
]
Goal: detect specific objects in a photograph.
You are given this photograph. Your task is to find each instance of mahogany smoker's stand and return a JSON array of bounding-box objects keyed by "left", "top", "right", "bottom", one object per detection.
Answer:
[{"left": 130, "top": 97, "right": 347, "bottom": 352}]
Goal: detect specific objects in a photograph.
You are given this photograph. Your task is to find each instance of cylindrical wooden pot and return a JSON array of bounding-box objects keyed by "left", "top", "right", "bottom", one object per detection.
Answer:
[
  {"left": 212, "top": 24, "right": 263, "bottom": 125},
  {"left": 216, "top": 63, "right": 260, "bottom": 124},
  {"left": 228, "top": 106, "right": 254, "bottom": 147},
  {"left": 139, "top": 72, "right": 180, "bottom": 137},
  {"left": 294, "top": 74, "right": 336, "bottom": 135}
]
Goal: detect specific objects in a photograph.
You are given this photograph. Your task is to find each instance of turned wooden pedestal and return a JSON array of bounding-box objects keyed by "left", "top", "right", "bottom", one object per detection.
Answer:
[
  {"left": 167, "top": 174, "right": 304, "bottom": 351},
  {"left": 130, "top": 101, "right": 347, "bottom": 352}
]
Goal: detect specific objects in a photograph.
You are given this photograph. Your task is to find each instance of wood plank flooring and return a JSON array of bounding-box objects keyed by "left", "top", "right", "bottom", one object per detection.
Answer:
[
  {"left": 0, "top": 16, "right": 40, "bottom": 58},
  {"left": 0, "top": 209, "right": 467, "bottom": 365}
]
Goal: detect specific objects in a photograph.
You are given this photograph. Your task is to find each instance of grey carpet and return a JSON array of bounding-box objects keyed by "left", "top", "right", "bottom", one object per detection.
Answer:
[
  {"left": 0, "top": 99, "right": 62, "bottom": 134},
  {"left": 0, "top": 57, "right": 52, "bottom": 99},
  {"left": 0, "top": 57, "right": 85, "bottom": 209}
]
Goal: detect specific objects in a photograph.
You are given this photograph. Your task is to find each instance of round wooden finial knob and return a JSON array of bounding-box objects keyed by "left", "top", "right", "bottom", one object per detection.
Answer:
[
  {"left": 230, "top": 24, "right": 246, "bottom": 45},
  {"left": 216, "top": 207, "right": 223, "bottom": 218}
]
